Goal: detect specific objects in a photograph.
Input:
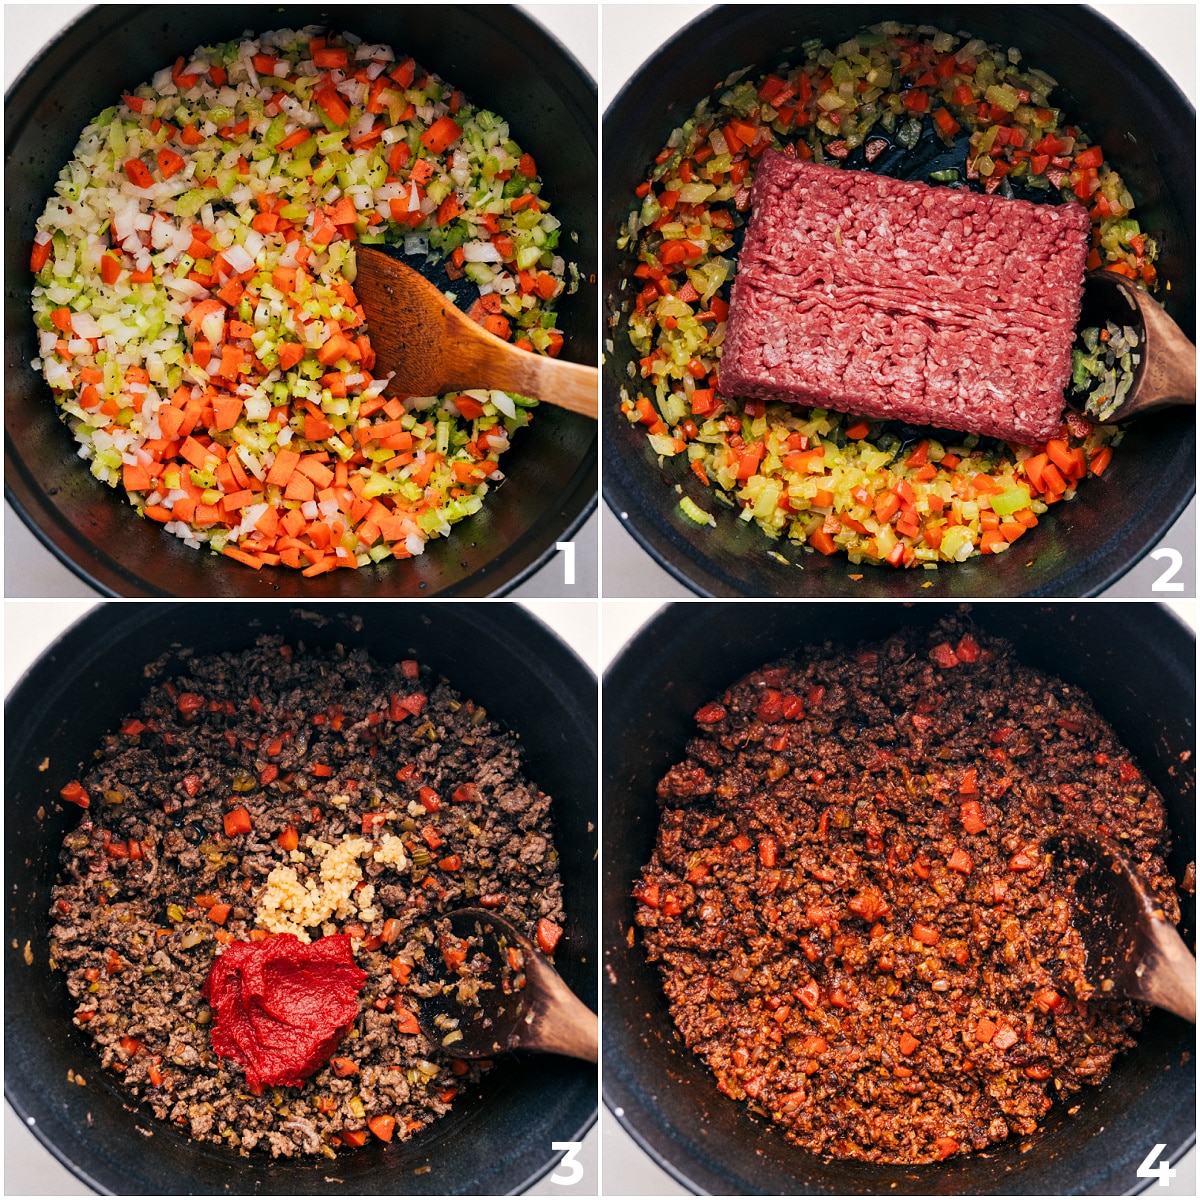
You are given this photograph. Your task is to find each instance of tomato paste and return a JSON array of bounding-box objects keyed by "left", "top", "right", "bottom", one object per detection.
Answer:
[{"left": 202, "top": 932, "right": 367, "bottom": 1088}]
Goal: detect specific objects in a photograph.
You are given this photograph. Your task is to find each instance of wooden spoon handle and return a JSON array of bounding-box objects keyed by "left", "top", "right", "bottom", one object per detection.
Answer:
[
  {"left": 1139, "top": 916, "right": 1197, "bottom": 1023},
  {"left": 1139, "top": 290, "right": 1197, "bottom": 407},
  {"left": 482, "top": 347, "right": 599, "bottom": 418},
  {"left": 523, "top": 952, "right": 599, "bottom": 1061}
]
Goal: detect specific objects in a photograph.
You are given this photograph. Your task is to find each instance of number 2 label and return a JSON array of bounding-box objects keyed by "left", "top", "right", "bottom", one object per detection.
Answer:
[
  {"left": 1136, "top": 1143, "right": 1176, "bottom": 1186},
  {"left": 1150, "top": 548, "right": 1184, "bottom": 592}
]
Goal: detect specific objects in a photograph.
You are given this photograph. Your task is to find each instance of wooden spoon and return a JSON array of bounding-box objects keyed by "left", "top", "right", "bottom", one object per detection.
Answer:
[
  {"left": 1076, "top": 271, "right": 1196, "bottom": 422},
  {"left": 353, "top": 245, "right": 597, "bottom": 418},
  {"left": 1050, "top": 834, "right": 1195, "bottom": 1022},
  {"left": 415, "top": 908, "right": 597, "bottom": 1062}
]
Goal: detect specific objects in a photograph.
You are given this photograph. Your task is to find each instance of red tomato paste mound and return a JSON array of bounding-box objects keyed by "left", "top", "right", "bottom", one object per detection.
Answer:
[{"left": 202, "top": 932, "right": 367, "bottom": 1088}]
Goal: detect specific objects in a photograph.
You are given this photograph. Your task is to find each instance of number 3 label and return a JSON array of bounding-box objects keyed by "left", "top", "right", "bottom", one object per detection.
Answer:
[
  {"left": 551, "top": 1140, "right": 584, "bottom": 1186},
  {"left": 1136, "top": 1143, "right": 1176, "bottom": 1186}
]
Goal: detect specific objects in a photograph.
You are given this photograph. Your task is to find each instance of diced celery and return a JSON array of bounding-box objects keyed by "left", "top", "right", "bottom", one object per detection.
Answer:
[
  {"left": 990, "top": 486, "right": 1032, "bottom": 517},
  {"left": 679, "top": 496, "right": 715, "bottom": 527}
]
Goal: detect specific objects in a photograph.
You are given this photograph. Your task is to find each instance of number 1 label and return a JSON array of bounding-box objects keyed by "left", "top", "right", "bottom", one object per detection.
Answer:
[{"left": 555, "top": 541, "right": 576, "bottom": 586}]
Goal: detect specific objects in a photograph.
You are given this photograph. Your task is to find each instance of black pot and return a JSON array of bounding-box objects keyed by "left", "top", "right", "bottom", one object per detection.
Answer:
[
  {"left": 5, "top": 602, "right": 597, "bottom": 1195},
  {"left": 603, "top": 602, "right": 1195, "bottom": 1194},
  {"left": 602, "top": 5, "right": 1195, "bottom": 597},
  {"left": 5, "top": 5, "right": 597, "bottom": 597}
]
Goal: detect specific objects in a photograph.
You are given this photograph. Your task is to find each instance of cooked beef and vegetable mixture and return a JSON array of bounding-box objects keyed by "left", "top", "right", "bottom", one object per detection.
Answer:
[
  {"left": 50, "top": 636, "right": 564, "bottom": 1157},
  {"left": 635, "top": 619, "right": 1184, "bottom": 1163}
]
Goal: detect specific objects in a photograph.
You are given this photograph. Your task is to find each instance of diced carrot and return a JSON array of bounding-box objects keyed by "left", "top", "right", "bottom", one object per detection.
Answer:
[
  {"left": 327, "top": 196, "right": 357, "bottom": 227},
  {"left": 1022, "top": 452, "right": 1049, "bottom": 492},
  {"left": 266, "top": 449, "right": 301, "bottom": 485},
  {"left": 217, "top": 345, "right": 245, "bottom": 379},
  {"left": 420, "top": 115, "right": 462, "bottom": 153},
  {"left": 172, "top": 497, "right": 197, "bottom": 523},
  {"left": 220, "top": 489, "right": 254, "bottom": 512},
  {"left": 394, "top": 1002, "right": 422, "bottom": 1035},
  {"left": 315, "top": 85, "right": 351, "bottom": 127},
  {"left": 212, "top": 394, "right": 243, "bottom": 431},
  {"left": 1040, "top": 463, "right": 1068, "bottom": 495},
  {"left": 481, "top": 313, "right": 511, "bottom": 340},
  {"left": 947, "top": 848, "right": 973, "bottom": 874},
  {"left": 284, "top": 472, "right": 316, "bottom": 502},
  {"left": 224, "top": 807, "right": 252, "bottom": 836},
  {"left": 124, "top": 158, "right": 153, "bottom": 188},
  {"left": 177, "top": 436, "right": 210, "bottom": 470},
  {"left": 277, "top": 342, "right": 305, "bottom": 371},
  {"left": 809, "top": 528, "right": 837, "bottom": 556},
  {"left": 297, "top": 457, "right": 335, "bottom": 487},
  {"left": 156, "top": 148, "right": 186, "bottom": 179},
  {"left": 437, "top": 193, "right": 464, "bottom": 226},
  {"left": 367, "top": 1115, "right": 396, "bottom": 1142},
  {"left": 30, "top": 236, "right": 54, "bottom": 273},
  {"left": 313, "top": 46, "right": 348, "bottom": 68},
  {"left": 317, "top": 333, "right": 353, "bottom": 366},
  {"left": 122, "top": 463, "right": 153, "bottom": 492}
]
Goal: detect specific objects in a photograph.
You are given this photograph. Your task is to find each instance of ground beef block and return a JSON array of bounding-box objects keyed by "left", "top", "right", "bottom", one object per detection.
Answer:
[
  {"left": 49, "top": 636, "right": 564, "bottom": 1159},
  {"left": 718, "top": 154, "right": 1091, "bottom": 443},
  {"left": 635, "top": 618, "right": 1186, "bottom": 1165}
]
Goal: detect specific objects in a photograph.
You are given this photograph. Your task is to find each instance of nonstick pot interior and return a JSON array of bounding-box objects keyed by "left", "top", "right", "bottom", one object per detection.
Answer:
[
  {"left": 603, "top": 602, "right": 1195, "bottom": 1194},
  {"left": 602, "top": 4, "right": 1195, "bottom": 597},
  {"left": 5, "top": 603, "right": 597, "bottom": 1195},
  {"left": 5, "top": 4, "right": 597, "bottom": 597}
]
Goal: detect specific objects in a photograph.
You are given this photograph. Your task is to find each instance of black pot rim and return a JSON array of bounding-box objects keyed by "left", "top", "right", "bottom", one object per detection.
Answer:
[
  {"left": 5, "top": 601, "right": 598, "bottom": 1195},
  {"left": 5, "top": 3, "right": 598, "bottom": 598},
  {"left": 601, "top": 3, "right": 1196, "bottom": 598},
  {"left": 602, "top": 601, "right": 1196, "bottom": 1195}
]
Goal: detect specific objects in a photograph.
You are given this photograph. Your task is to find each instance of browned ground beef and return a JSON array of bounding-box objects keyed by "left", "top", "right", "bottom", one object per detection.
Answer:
[
  {"left": 49, "top": 635, "right": 563, "bottom": 1158},
  {"left": 635, "top": 618, "right": 1182, "bottom": 1164}
]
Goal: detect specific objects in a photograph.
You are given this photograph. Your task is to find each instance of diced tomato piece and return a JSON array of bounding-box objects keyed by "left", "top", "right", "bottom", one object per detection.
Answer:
[
  {"left": 223, "top": 807, "right": 252, "bottom": 836},
  {"left": 535, "top": 917, "right": 563, "bottom": 955}
]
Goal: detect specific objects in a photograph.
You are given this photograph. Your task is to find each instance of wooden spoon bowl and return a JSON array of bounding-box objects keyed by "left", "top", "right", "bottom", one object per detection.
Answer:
[
  {"left": 414, "top": 908, "right": 598, "bottom": 1062},
  {"left": 353, "top": 246, "right": 598, "bottom": 417},
  {"left": 1075, "top": 271, "right": 1196, "bottom": 422},
  {"left": 1049, "top": 833, "right": 1195, "bottom": 1022}
]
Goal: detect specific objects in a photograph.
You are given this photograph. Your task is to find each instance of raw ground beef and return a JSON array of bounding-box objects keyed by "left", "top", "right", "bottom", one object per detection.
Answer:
[
  {"left": 49, "top": 636, "right": 564, "bottom": 1158},
  {"left": 718, "top": 154, "right": 1091, "bottom": 443},
  {"left": 635, "top": 618, "right": 1184, "bottom": 1164}
]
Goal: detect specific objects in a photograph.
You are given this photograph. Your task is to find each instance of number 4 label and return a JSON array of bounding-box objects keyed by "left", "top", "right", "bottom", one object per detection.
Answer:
[
  {"left": 551, "top": 1140, "right": 584, "bottom": 1186},
  {"left": 1136, "top": 1143, "right": 1176, "bottom": 1186}
]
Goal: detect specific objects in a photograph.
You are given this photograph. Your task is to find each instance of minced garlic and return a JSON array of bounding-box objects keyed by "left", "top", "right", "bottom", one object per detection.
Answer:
[
  {"left": 255, "top": 835, "right": 375, "bottom": 941},
  {"left": 373, "top": 835, "right": 409, "bottom": 870}
]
